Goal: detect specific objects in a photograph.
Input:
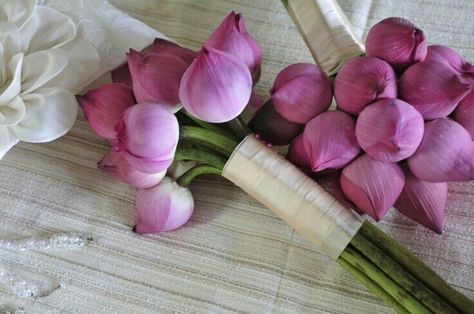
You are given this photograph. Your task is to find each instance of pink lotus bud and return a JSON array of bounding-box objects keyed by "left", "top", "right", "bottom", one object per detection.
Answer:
[
  {"left": 395, "top": 171, "right": 447, "bottom": 234},
  {"left": 408, "top": 118, "right": 474, "bottom": 182},
  {"left": 271, "top": 63, "right": 332, "bottom": 124},
  {"left": 355, "top": 99, "right": 424, "bottom": 162},
  {"left": 98, "top": 150, "right": 165, "bottom": 188},
  {"left": 111, "top": 63, "right": 132, "bottom": 88},
  {"left": 334, "top": 56, "right": 397, "bottom": 115},
  {"left": 78, "top": 83, "right": 135, "bottom": 140},
  {"left": 453, "top": 92, "right": 474, "bottom": 139},
  {"left": 400, "top": 60, "right": 471, "bottom": 119},
  {"left": 115, "top": 103, "right": 179, "bottom": 174},
  {"left": 127, "top": 49, "right": 192, "bottom": 111},
  {"left": 205, "top": 11, "right": 262, "bottom": 81},
  {"left": 179, "top": 47, "right": 252, "bottom": 123},
  {"left": 340, "top": 154, "right": 405, "bottom": 221},
  {"left": 366, "top": 17, "right": 427, "bottom": 71},
  {"left": 248, "top": 99, "right": 303, "bottom": 146},
  {"left": 286, "top": 134, "right": 311, "bottom": 171},
  {"left": 425, "top": 45, "right": 474, "bottom": 80},
  {"left": 303, "top": 111, "right": 360, "bottom": 172},
  {"left": 135, "top": 177, "right": 194, "bottom": 233},
  {"left": 152, "top": 38, "right": 198, "bottom": 64}
]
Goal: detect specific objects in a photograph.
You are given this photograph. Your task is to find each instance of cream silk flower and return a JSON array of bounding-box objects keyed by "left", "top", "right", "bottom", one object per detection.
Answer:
[{"left": 0, "top": 0, "right": 99, "bottom": 158}]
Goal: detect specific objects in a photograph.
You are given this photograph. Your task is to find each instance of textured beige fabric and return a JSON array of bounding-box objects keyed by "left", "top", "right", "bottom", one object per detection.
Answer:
[{"left": 0, "top": 0, "right": 473, "bottom": 313}]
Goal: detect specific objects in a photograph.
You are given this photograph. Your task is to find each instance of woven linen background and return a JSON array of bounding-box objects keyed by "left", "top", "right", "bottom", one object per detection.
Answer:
[{"left": 1, "top": 0, "right": 473, "bottom": 313}]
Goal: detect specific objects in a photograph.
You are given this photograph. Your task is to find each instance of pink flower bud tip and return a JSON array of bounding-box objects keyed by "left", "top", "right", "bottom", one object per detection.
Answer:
[
  {"left": 400, "top": 60, "right": 471, "bottom": 119},
  {"left": 334, "top": 56, "right": 397, "bottom": 115},
  {"left": 98, "top": 150, "right": 165, "bottom": 188},
  {"left": 115, "top": 103, "right": 179, "bottom": 174},
  {"left": 341, "top": 154, "right": 405, "bottom": 221},
  {"left": 395, "top": 171, "right": 447, "bottom": 234},
  {"left": 408, "top": 118, "right": 474, "bottom": 182},
  {"left": 356, "top": 99, "right": 424, "bottom": 162},
  {"left": 179, "top": 46, "right": 252, "bottom": 123},
  {"left": 271, "top": 63, "right": 332, "bottom": 124},
  {"left": 425, "top": 45, "right": 474, "bottom": 80},
  {"left": 303, "top": 111, "right": 360, "bottom": 172},
  {"left": 135, "top": 177, "right": 194, "bottom": 233},
  {"left": 205, "top": 11, "right": 262, "bottom": 81},
  {"left": 78, "top": 83, "right": 135, "bottom": 140},
  {"left": 366, "top": 17, "right": 427, "bottom": 71}
]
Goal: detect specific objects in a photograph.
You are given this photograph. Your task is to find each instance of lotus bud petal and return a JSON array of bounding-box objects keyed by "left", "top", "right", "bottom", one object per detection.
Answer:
[
  {"left": 179, "top": 46, "right": 252, "bottom": 123},
  {"left": 205, "top": 11, "right": 262, "bottom": 80},
  {"left": 303, "top": 111, "right": 360, "bottom": 172},
  {"left": 271, "top": 63, "right": 332, "bottom": 124},
  {"left": 425, "top": 45, "right": 474, "bottom": 79},
  {"left": 98, "top": 150, "right": 165, "bottom": 188},
  {"left": 453, "top": 92, "right": 474, "bottom": 139},
  {"left": 78, "top": 83, "right": 134, "bottom": 140},
  {"left": 111, "top": 63, "right": 132, "bottom": 88},
  {"left": 366, "top": 17, "right": 427, "bottom": 71},
  {"left": 334, "top": 56, "right": 397, "bottom": 115},
  {"left": 408, "top": 118, "right": 474, "bottom": 182},
  {"left": 341, "top": 154, "right": 405, "bottom": 220},
  {"left": 152, "top": 38, "right": 198, "bottom": 64},
  {"left": 400, "top": 60, "right": 471, "bottom": 119},
  {"left": 127, "top": 49, "right": 191, "bottom": 111},
  {"left": 135, "top": 177, "right": 194, "bottom": 233},
  {"left": 115, "top": 103, "right": 179, "bottom": 174},
  {"left": 287, "top": 134, "right": 311, "bottom": 171},
  {"left": 356, "top": 99, "right": 424, "bottom": 162},
  {"left": 248, "top": 99, "right": 303, "bottom": 146},
  {"left": 395, "top": 171, "right": 447, "bottom": 234}
]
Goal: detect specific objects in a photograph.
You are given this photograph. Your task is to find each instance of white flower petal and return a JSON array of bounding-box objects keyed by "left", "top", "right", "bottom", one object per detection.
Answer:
[
  {"left": 43, "top": 39, "right": 100, "bottom": 94},
  {"left": 0, "top": 22, "right": 22, "bottom": 58},
  {"left": 0, "top": 0, "right": 37, "bottom": 29},
  {"left": 0, "top": 125, "right": 19, "bottom": 159},
  {"left": 0, "top": 96, "right": 25, "bottom": 126},
  {"left": 19, "top": 5, "right": 75, "bottom": 54},
  {"left": 12, "top": 87, "right": 77, "bottom": 142},
  {"left": 20, "top": 50, "right": 67, "bottom": 94},
  {"left": 0, "top": 52, "right": 23, "bottom": 105}
]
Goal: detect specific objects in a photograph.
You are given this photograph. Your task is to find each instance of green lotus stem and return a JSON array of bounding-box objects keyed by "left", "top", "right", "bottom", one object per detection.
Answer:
[
  {"left": 350, "top": 232, "right": 457, "bottom": 313},
  {"left": 340, "top": 246, "right": 432, "bottom": 313},
  {"left": 177, "top": 164, "right": 222, "bottom": 187},
  {"left": 179, "top": 126, "right": 238, "bottom": 157},
  {"left": 337, "top": 257, "right": 409, "bottom": 314},
  {"left": 184, "top": 111, "right": 237, "bottom": 140},
  {"left": 174, "top": 148, "right": 226, "bottom": 170},
  {"left": 226, "top": 116, "right": 251, "bottom": 140},
  {"left": 359, "top": 221, "right": 474, "bottom": 313}
]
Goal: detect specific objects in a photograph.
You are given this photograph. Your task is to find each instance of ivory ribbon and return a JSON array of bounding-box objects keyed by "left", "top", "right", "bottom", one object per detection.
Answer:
[
  {"left": 284, "top": 0, "right": 365, "bottom": 75},
  {"left": 222, "top": 135, "right": 363, "bottom": 260}
]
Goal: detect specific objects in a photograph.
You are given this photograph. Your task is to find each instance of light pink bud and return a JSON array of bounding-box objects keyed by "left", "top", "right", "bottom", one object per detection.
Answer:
[
  {"left": 334, "top": 56, "right": 397, "bottom": 115},
  {"left": 400, "top": 60, "right": 471, "bottom": 119},
  {"left": 408, "top": 118, "right": 474, "bottom": 182},
  {"left": 395, "top": 171, "right": 447, "bottom": 234},
  {"left": 425, "top": 45, "right": 474, "bottom": 80},
  {"left": 366, "top": 17, "right": 427, "bottom": 71},
  {"left": 271, "top": 63, "right": 332, "bottom": 124},
  {"left": 341, "top": 154, "right": 405, "bottom": 221},
  {"left": 78, "top": 83, "right": 135, "bottom": 140},
  {"left": 127, "top": 49, "right": 192, "bottom": 111},
  {"left": 135, "top": 177, "right": 194, "bottom": 233},
  {"left": 303, "top": 111, "right": 360, "bottom": 172},
  {"left": 98, "top": 150, "right": 165, "bottom": 188},
  {"left": 356, "top": 99, "right": 424, "bottom": 162},
  {"left": 453, "top": 92, "right": 474, "bottom": 139},
  {"left": 286, "top": 134, "right": 311, "bottom": 171},
  {"left": 205, "top": 11, "right": 262, "bottom": 80},
  {"left": 179, "top": 47, "right": 252, "bottom": 123},
  {"left": 115, "top": 103, "right": 179, "bottom": 174}
]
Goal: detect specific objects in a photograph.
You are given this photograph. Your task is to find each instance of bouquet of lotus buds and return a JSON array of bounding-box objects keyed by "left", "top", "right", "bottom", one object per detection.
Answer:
[{"left": 78, "top": 3, "right": 473, "bottom": 313}]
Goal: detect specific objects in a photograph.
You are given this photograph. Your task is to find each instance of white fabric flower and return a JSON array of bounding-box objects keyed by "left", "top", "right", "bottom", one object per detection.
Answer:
[{"left": 0, "top": 0, "right": 99, "bottom": 158}]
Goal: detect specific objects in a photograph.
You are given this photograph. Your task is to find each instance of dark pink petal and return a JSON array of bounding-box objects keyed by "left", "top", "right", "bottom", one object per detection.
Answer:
[
  {"left": 453, "top": 91, "right": 474, "bottom": 140},
  {"left": 287, "top": 134, "right": 311, "bottom": 171},
  {"left": 152, "top": 38, "right": 197, "bottom": 64},
  {"left": 425, "top": 45, "right": 474, "bottom": 80},
  {"left": 111, "top": 63, "right": 132, "bottom": 88}
]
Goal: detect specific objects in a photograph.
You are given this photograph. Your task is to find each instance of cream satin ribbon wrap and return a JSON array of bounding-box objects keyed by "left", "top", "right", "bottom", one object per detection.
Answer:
[{"left": 222, "top": 135, "right": 363, "bottom": 260}]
